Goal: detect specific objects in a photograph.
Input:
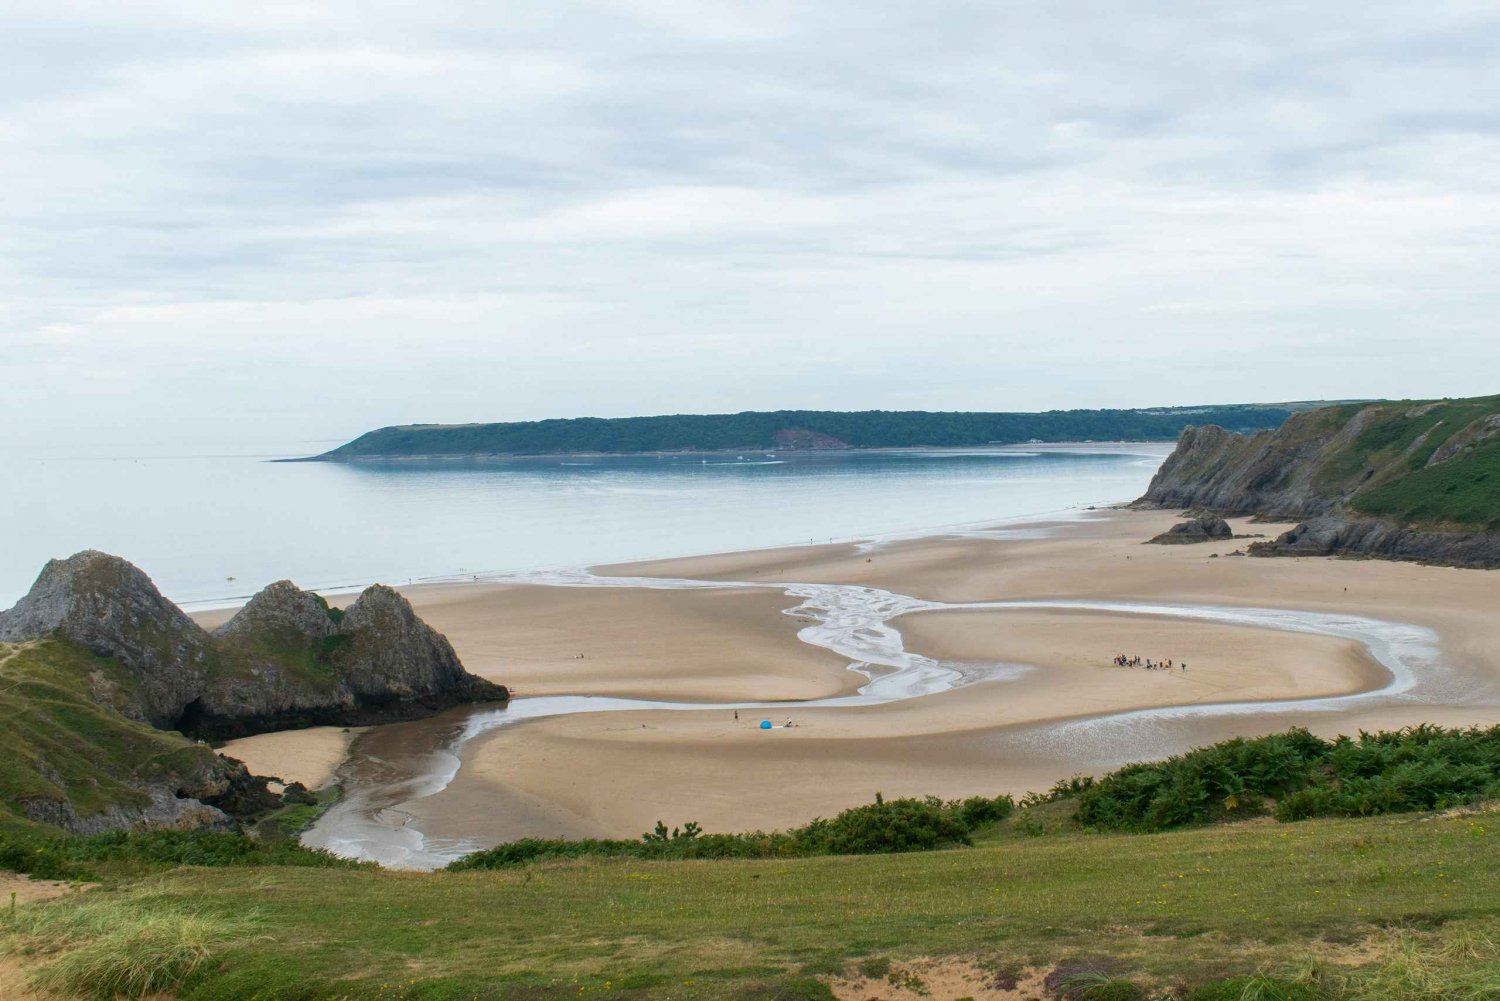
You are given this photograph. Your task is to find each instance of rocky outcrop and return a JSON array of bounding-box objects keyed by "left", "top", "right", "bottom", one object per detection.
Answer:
[
  {"left": 215, "top": 579, "right": 336, "bottom": 645},
  {"left": 0, "top": 551, "right": 214, "bottom": 727},
  {"left": 1147, "top": 513, "right": 1233, "bottom": 545},
  {"left": 1135, "top": 413, "right": 1354, "bottom": 519},
  {"left": 1, "top": 554, "right": 510, "bottom": 740},
  {"left": 1248, "top": 517, "right": 1500, "bottom": 569},
  {"left": 23, "top": 752, "right": 281, "bottom": 836},
  {"left": 196, "top": 582, "right": 508, "bottom": 738},
  {"left": 0, "top": 553, "right": 510, "bottom": 835}
]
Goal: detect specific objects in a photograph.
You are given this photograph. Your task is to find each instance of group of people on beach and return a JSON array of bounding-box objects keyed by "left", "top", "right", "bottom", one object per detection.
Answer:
[{"left": 1113, "top": 654, "right": 1186, "bottom": 671}]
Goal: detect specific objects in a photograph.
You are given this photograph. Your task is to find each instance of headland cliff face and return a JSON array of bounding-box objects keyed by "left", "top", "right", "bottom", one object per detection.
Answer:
[{"left": 1136, "top": 397, "right": 1500, "bottom": 569}]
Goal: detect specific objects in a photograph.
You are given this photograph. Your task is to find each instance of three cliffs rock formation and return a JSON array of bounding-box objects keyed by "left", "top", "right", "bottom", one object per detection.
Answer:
[{"left": 0, "top": 550, "right": 508, "bottom": 740}]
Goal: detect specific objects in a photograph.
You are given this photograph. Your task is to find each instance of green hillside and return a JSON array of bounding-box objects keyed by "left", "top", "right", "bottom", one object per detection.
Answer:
[
  {"left": 0, "top": 640, "right": 242, "bottom": 835},
  {"left": 317, "top": 404, "right": 1299, "bottom": 458},
  {"left": 4, "top": 725, "right": 1500, "bottom": 999},
  {"left": 1142, "top": 394, "right": 1500, "bottom": 533},
  {"left": 1343, "top": 399, "right": 1500, "bottom": 530},
  {"left": 4, "top": 805, "right": 1498, "bottom": 1000}
]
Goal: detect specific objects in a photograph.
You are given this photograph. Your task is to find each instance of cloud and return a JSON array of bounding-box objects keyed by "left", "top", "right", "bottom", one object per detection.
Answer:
[{"left": 2, "top": 1, "right": 1498, "bottom": 446}]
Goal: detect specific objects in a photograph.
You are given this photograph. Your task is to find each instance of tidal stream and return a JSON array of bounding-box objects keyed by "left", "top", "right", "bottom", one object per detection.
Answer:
[{"left": 303, "top": 570, "right": 1449, "bottom": 869}]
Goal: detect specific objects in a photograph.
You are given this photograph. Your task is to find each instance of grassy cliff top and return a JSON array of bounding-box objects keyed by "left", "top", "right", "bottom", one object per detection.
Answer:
[
  {"left": 1296, "top": 395, "right": 1500, "bottom": 530},
  {"left": 317, "top": 404, "right": 1303, "bottom": 458},
  {"left": 1145, "top": 394, "right": 1500, "bottom": 532}
]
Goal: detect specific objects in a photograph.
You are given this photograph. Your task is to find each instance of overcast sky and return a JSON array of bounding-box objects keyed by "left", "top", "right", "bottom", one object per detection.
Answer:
[{"left": 3, "top": 1, "right": 1498, "bottom": 448}]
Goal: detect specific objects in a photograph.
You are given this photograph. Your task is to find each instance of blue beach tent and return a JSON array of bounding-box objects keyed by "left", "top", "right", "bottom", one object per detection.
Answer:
[{"left": 759, "top": 719, "right": 773, "bottom": 729}]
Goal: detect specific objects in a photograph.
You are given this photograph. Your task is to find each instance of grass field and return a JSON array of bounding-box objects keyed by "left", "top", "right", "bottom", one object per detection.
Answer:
[{"left": 5, "top": 805, "right": 1499, "bottom": 999}]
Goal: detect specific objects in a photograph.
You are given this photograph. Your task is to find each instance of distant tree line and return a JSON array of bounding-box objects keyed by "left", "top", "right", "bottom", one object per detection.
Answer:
[{"left": 322, "top": 405, "right": 1294, "bottom": 457}]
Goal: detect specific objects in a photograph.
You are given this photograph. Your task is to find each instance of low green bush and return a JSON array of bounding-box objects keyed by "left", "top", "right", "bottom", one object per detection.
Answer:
[
  {"left": 0, "top": 828, "right": 361, "bottom": 880},
  {"left": 446, "top": 792, "right": 1013, "bottom": 870}
]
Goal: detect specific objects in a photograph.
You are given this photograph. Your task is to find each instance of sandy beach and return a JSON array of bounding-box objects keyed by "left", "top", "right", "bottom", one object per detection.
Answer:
[
  {"left": 399, "top": 583, "right": 854, "bottom": 701},
  {"left": 228, "top": 508, "right": 1500, "bottom": 850},
  {"left": 218, "top": 727, "right": 360, "bottom": 791}
]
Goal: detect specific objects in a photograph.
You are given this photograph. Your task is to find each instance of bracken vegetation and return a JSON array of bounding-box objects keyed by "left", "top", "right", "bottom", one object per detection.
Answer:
[{"left": 1072, "top": 725, "right": 1500, "bottom": 832}]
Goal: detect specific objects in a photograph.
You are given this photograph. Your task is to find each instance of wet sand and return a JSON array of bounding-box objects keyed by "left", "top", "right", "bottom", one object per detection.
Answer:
[
  {"left": 211, "top": 507, "right": 1500, "bottom": 854},
  {"left": 218, "top": 727, "right": 359, "bottom": 790},
  {"left": 413, "top": 509, "right": 1500, "bottom": 845},
  {"left": 399, "top": 583, "right": 852, "bottom": 700}
]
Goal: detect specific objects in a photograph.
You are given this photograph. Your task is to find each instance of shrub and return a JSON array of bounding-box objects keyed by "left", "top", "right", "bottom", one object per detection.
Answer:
[
  {"left": 1075, "top": 726, "right": 1500, "bottom": 832},
  {"left": 794, "top": 796, "right": 972, "bottom": 855},
  {"left": 446, "top": 792, "right": 1014, "bottom": 870},
  {"left": 0, "top": 828, "right": 361, "bottom": 881}
]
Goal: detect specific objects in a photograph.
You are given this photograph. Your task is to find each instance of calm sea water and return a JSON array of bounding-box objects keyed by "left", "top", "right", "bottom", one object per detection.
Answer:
[{"left": 0, "top": 441, "right": 1170, "bottom": 608}]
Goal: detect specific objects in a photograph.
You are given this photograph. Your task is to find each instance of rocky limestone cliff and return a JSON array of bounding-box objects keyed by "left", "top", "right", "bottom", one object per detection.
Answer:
[
  {"left": 21, "top": 750, "right": 280, "bottom": 837},
  {"left": 0, "top": 554, "right": 510, "bottom": 834},
  {"left": 0, "top": 551, "right": 214, "bottom": 727},
  {"left": 1135, "top": 411, "right": 1354, "bottom": 519},
  {"left": 1137, "top": 398, "right": 1500, "bottom": 568},
  {"left": 197, "top": 581, "right": 508, "bottom": 738},
  {"left": 0, "top": 553, "right": 510, "bottom": 740}
]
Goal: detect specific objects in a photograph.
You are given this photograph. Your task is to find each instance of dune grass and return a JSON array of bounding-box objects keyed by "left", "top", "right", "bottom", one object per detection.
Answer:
[
  {"left": 4, "top": 806, "right": 1497, "bottom": 999},
  {"left": 2, "top": 893, "right": 257, "bottom": 1000}
]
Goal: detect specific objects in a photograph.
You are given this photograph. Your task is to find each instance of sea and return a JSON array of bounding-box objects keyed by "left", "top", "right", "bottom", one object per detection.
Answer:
[{"left": 0, "top": 440, "right": 1172, "bottom": 609}]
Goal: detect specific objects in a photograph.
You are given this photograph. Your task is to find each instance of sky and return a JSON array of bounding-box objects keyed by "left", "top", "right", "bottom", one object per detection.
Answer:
[{"left": 2, "top": 1, "right": 1498, "bottom": 449}]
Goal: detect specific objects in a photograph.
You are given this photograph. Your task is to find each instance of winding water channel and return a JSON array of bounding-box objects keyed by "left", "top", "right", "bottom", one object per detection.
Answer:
[{"left": 303, "top": 570, "right": 1449, "bottom": 869}]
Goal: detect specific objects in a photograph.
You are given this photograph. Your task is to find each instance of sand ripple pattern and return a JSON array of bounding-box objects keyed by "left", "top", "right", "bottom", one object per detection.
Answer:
[{"left": 303, "top": 570, "right": 1444, "bottom": 869}]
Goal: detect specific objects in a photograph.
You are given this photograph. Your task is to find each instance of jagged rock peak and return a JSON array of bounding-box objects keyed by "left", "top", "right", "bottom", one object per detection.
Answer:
[
  {"left": 341, "top": 582, "right": 431, "bottom": 636},
  {"left": 195, "top": 580, "right": 508, "bottom": 737},
  {"left": 0, "top": 550, "right": 212, "bottom": 726},
  {"left": 334, "top": 583, "right": 503, "bottom": 700},
  {"left": 0, "top": 550, "right": 191, "bottom": 640},
  {"left": 216, "top": 579, "right": 335, "bottom": 642}
]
